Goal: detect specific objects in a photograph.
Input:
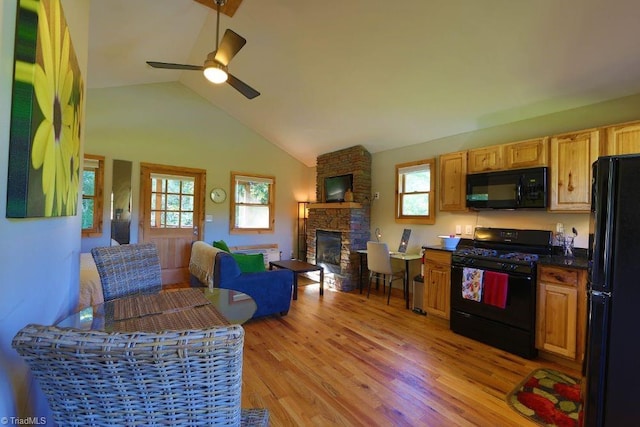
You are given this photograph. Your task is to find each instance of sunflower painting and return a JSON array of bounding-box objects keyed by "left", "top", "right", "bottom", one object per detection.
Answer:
[{"left": 6, "top": 0, "right": 83, "bottom": 218}]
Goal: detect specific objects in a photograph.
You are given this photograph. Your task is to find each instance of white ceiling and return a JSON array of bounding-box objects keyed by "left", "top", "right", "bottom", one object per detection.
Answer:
[{"left": 87, "top": 0, "right": 640, "bottom": 166}]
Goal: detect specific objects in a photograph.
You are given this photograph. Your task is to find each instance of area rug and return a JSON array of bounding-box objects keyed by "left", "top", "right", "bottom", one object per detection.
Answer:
[{"left": 506, "top": 368, "right": 582, "bottom": 427}]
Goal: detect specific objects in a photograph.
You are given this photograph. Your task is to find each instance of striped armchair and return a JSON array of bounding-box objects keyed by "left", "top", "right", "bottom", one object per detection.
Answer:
[
  {"left": 12, "top": 324, "right": 268, "bottom": 426},
  {"left": 91, "top": 243, "right": 162, "bottom": 301}
]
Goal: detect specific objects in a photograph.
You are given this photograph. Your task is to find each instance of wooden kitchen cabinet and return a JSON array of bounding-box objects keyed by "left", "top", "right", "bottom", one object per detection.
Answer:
[
  {"left": 603, "top": 120, "right": 640, "bottom": 155},
  {"left": 468, "top": 145, "right": 504, "bottom": 173},
  {"left": 549, "top": 129, "right": 600, "bottom": 212},
  {"left": 439, "top": 151, "right": 468, "bottom": 211},
  {"left": 503, "top": 137, "right": 549, "bottom": 169},
  {"left": 536, "top": 265, "right": 587, "bottom": 363},
  {"left": 423, "top": 249, "right": 451, "bottom": 320}
]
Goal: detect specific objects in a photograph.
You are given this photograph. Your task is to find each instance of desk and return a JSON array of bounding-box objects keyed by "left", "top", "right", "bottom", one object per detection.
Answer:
[
  {"left": 269, "top": 259, "right": 324, "bottom": 300},
  {"left": 356, "top": 250, "right": 422, "bottom": 309},
  {"left": 56, "top": 288, "right": 256, "bottom": 332}
]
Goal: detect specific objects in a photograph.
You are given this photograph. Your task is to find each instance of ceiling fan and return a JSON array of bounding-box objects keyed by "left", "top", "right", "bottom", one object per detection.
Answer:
[{"left": 146, "top": 0, "right": 259, "bottom": 99}]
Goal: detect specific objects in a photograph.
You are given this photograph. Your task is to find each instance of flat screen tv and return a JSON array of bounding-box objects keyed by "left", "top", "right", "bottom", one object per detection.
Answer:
[{"left": 324, "top": 174, "right": 353, "bottom": 203}]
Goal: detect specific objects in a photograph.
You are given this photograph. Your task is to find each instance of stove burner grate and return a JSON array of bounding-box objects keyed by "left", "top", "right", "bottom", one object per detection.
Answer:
[
  {"left": 499, "top": 252, "right": 539, "bottom": 262},
  {"left": 455, "top": 248, "right": 498, "bottom": 257},
  {"left": 455, "top": 248, "right": 540, "bottom": 263}
]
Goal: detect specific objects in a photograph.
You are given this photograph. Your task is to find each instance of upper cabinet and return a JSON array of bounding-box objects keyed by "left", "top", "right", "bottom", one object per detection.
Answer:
[
  {"left": 439, "top": 151, "right": 468, "bottom": 212},
  {"left": 503, "top": 137, "right": 549, "bottom": 170},
  {"left": 549, "top": 129, "right": 601, "bottom": 212},
  {"left": 468, "top": 145, "right": 504, "bottom": 173},
  {"left": 603, "top": 120, "right": 640, "bottom": 155},
  {"left": 436, "top": 119, "right": 640, "bottom": 214},
  {"left": 468, "top": 137, "right": 548, "bottom": 174}
]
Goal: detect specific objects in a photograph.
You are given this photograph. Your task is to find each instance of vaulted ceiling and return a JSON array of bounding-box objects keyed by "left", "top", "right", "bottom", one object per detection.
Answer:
[{"left": 87, "top": 0, "right": 640, "bottom": 166}]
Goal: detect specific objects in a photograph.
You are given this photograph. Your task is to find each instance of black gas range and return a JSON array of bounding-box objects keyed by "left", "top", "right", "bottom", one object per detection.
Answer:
[{"left": 450, "top": 227, "right": 553, "bottom": 359}]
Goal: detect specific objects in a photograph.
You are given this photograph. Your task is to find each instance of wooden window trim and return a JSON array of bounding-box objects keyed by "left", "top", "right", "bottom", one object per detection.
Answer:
[
  {"left": 395, "top": 158, "right": 436, "bottom": 225},
  {"left": 230, "top": 171, "right": 275, "bottom": 234},
  {"left": 81, "top": 154, "right": 105, "bottom": 237}
]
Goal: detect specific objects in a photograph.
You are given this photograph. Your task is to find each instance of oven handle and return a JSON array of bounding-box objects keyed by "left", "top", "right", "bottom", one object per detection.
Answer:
[{"left": 451, "top": 264, "right": 533, "bottom": 281}]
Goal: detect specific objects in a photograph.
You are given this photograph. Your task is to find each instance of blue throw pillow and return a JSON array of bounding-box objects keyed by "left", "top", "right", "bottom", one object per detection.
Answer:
[{"left": 231, "top": 253, "right": 266, "bottom": 273}]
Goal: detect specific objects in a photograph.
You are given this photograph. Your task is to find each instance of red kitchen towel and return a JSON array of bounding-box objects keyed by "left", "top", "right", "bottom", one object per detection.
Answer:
[{"left": 482, "top": 271, "right": 508, "bottom": 309}]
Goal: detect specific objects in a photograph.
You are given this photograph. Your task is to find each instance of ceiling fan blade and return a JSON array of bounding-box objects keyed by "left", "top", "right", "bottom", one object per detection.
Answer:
[
  {"left": 227, "top": 73, "right": 260, "bottom": 99},
  {"left": 146, "top": 61, "right": 203, "bottom": 71},
  {"left": 214, "top": 29, "right": 246, "bottom": 66}
]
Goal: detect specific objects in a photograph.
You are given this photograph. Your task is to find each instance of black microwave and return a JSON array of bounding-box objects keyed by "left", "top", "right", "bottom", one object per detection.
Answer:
[{"left": 466, "top": 167, "right": 548, "bottom": 209}]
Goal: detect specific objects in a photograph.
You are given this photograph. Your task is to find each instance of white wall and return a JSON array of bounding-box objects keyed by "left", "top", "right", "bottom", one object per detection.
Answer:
[
  {"left": 82, "top": 82, "right": 315, "bottom": 258},
  {"left": 0, "top": 0, "right": 89, "bottom": 421},
  {"left": 370, "top": 94, "right": 640, "bottom": 255}
]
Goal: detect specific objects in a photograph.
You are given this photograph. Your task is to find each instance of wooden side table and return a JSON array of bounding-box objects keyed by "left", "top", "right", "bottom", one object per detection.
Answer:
[{"left": 269, "top": 260, "right": 324, "bottom": 300}]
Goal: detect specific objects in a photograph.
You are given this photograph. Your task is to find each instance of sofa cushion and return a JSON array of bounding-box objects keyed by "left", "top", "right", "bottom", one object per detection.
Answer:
[
  {"left": 231, "top": 253, "right": 266, "bottom": 273},
  {"left": 212, "top": 240, "right": 231, "bottom": 252}
]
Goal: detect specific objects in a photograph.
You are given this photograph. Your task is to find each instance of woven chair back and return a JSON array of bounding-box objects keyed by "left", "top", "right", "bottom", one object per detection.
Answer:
[
  {"left": 13, "top": 324, "right": 245, "bottom": 426},
  {"left": 91, "top": 243, "right": 162, "bottom": 301}
]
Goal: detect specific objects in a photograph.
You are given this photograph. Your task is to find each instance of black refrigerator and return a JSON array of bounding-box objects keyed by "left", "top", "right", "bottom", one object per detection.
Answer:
[{"left": 582, "top": 154, "right": 640, "bottom": 426}]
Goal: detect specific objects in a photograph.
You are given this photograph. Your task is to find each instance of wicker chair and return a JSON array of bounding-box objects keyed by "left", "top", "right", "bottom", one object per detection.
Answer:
[
  {"left": 12, "top": 324, "right": 269, "bottom": 426},
  {"left": 91, "top": 243, "right": 163, "bottom": 301}
]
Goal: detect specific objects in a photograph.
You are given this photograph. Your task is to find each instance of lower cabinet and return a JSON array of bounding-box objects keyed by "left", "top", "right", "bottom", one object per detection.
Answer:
[
  {"left": 536, "top": 265, "right": 587, "bottom": 362},
  {"left": 423, "top": 249, "right": 451, "bottom": 320}
]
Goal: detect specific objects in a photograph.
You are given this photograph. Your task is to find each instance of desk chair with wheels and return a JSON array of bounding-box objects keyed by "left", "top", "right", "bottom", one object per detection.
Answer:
[{"left": 366, "top": 241, "right": 405, "bottom": 305}]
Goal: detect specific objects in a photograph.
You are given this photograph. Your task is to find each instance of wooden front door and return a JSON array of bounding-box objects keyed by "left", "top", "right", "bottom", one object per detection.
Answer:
[{"left": 139, "top": 163, "right": 206, "bottom": 285}]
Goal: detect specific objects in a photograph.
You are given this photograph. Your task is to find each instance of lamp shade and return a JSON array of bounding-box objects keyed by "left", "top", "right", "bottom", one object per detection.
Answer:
[{"left": 203, "top": 64, "right": 228, "bottom": 84}]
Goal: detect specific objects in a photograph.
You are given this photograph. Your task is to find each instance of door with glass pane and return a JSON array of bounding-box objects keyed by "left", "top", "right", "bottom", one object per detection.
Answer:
[{"left": 139, "top": 163, "right": 206, "bottom": 284}]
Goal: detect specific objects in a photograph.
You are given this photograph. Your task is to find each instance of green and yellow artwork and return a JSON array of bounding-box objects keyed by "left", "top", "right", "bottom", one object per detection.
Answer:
[{"left": 7, "top": 0, "right": 84, "bottom": 218}]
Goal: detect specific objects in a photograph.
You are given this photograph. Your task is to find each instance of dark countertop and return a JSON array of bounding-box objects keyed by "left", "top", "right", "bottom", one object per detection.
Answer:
[
  {"left": 538, "top": 254, "right": 589, "bottom": 270},
  {"left": 422, "top": 243, "right": 590, "bottom": 270},
  {"left": 422, "top": 239, "right": 473, "bottom": 253},
  {"left": 422, "top": 245, "right": 458, "bottom": 252}
]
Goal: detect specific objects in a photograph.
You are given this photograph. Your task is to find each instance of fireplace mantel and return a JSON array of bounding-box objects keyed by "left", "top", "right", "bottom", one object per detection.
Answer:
[{"left": 308, "top": 202, "right": 363, "bottom": 209}]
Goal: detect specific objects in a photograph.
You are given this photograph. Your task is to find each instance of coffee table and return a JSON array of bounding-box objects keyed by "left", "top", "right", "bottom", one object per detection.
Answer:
[
  {"left": 269, "top": 259, "right": 324, "bottom": 300},
  {"left": 56, "top": 288, "right": 257, "bottom": 332}
]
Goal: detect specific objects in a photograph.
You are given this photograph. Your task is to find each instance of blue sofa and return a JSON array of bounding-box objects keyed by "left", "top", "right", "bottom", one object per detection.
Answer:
[{"left": 213, "top": 252, "right": 294, "bottom": 318}]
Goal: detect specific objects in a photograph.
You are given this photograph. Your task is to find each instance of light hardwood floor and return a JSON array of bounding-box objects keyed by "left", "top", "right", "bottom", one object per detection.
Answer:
[{"left": 240, "top": 281, "right": 580, "bottom": 426}]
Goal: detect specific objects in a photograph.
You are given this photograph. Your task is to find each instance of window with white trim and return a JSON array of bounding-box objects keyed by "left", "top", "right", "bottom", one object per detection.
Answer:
[
  {"left": 231, "top": 172, "right": 275, "bottom": 233},
  {"left": 395, "top": 158, "right": 436, "bottom": 224}
]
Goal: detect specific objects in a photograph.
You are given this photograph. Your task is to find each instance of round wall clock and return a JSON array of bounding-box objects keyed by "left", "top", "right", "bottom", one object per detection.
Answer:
[{"left": 210, "top": 188, "right": 227, "bottom": 203}]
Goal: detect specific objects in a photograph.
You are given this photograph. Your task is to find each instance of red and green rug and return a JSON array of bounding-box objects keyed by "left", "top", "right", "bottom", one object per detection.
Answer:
[{"left": 507, "top": 368, "right": 582, "bottom": 427}]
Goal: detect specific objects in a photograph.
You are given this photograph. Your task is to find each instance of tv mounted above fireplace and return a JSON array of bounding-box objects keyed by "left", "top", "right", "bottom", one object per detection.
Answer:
[{"left": 324, "top": 174, "right": 353, "bottom": 203}]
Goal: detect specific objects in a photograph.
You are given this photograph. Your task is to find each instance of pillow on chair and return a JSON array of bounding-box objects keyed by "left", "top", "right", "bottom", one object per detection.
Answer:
[
  {"left": 212, "top": 240, "right": 231, "bottom": 252},
  {"left": 213, "top": 240, "right": 265, "bottom": 273},
  {"left": 231, "top": 253, "right": 265, "bottom": 273}
]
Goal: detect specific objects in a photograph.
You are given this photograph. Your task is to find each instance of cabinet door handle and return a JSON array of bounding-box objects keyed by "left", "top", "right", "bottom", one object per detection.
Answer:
[{"left": 567, "top": 171, "right": 575, "bottom": 192}]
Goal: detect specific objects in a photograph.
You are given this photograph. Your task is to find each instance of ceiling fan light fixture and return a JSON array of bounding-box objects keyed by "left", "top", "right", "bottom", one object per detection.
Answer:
[{"left": 203, "top": 60, "right": 228, "bottom": 84}]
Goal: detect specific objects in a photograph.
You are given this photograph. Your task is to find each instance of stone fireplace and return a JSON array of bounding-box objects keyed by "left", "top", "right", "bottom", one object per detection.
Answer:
[{"left": 306, "top": 145, "right": 371, "bottom": 292}]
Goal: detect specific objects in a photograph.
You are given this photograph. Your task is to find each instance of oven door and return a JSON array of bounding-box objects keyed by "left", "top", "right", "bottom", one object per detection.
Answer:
[{"left": 450, "top": 264, "right": 535, "bottom": 331}]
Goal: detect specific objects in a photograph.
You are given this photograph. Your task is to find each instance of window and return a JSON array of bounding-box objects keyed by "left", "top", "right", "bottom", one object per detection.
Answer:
[
  {"left": 231, "top": 172, "right": 275, "bottom": 233},
  {"left": 149, "top": 174, "right": 195, "bottom": 228},
  {"left": 81, "top": 155, "right": 105, "bottom": 237},
  {"left": 395, "top": 158, "right": 436, "bottom": 224}
]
